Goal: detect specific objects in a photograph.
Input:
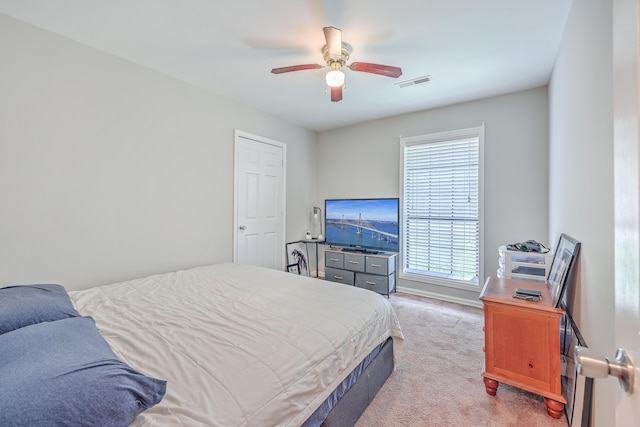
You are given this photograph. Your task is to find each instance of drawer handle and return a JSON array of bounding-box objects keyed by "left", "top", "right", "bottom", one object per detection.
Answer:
[
  {"left": 334, "top": 275, "right": 344, "bottom": 280},
  {"left": 365, "top": 281, "right": 376, "bottom": 285},
  {"left": 371, "top": 263, "right": 382, "bottom": 267},
  {"left": 349, "top": 261, "right": 359, "bottom": 264},
  {"left": 330, "top": 258, "right": 340, "bottom": 262}
]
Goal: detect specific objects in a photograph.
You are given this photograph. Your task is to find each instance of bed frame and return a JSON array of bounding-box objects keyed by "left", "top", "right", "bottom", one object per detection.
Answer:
[
  {"left": 301, "top": 337, "right": 394, "bottom": 426},
  {"left": 323, "top": 337, "right": 394, "bottom": 426}
]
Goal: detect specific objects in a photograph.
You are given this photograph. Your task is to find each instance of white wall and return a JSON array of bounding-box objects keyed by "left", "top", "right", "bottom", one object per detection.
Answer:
[
  {"left": 317, "top": 87, "right": 549, "bottom": 302},
  {"left": 0, "top": 14, "right": 317, "bottom": 290},
  {"left": 548, "top": 1, "right": 616, "bottom": 425}
]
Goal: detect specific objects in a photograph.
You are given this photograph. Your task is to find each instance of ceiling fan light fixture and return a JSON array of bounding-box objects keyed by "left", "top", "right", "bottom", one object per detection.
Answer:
[
  {"left": 271, "top": 26, "right": 401, "bottom": 101},
  {"left": 326, "top": 69, "right": 345, "bottom": 88}
]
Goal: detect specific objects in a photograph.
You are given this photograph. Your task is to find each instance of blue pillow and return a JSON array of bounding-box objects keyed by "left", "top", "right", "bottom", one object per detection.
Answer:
[
  {"left": 0, "top": 284, "right": 80, "bottom": 334},
  {"left": 0, "top": 316, "right": 167, "bottom": 427}
]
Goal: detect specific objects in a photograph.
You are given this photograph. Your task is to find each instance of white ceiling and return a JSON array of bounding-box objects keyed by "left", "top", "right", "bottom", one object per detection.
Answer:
[{"left": 0, "top": 0, "right": 572, "bottom": 131}]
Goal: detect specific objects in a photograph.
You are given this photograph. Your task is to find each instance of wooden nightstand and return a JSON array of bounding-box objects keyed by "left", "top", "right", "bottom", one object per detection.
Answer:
[{"left": 480, "top": 276, "right": 566, "bottom": 418}]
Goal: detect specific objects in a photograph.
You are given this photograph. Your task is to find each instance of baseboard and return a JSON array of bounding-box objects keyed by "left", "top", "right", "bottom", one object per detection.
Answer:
[{"left": 396, "top": 286, "right": 483, "bottom": 309}]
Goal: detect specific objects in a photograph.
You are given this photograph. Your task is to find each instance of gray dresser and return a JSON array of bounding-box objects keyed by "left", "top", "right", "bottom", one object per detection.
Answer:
[{"left": 324, "top": 248, "right": 396, "bottom": 296}]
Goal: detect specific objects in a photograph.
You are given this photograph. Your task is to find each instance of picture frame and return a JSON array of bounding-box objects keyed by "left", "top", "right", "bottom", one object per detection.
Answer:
[
  {"left": 286, "top": 241, "right": 309, "bottom": 277},
  {"left": 286, "top": 264, "right": 300, "bottom": 274},
  {"left": 547, "top": 233, "right": 581, "bottom": 308},
  {"left": 560, "top": 312, "right": 593, "bottom": 426}
]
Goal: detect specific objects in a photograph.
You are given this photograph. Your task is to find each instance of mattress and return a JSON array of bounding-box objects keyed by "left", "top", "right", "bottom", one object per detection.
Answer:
[{"left": 70, "top": 263, "right": 404, "bottom": 426}]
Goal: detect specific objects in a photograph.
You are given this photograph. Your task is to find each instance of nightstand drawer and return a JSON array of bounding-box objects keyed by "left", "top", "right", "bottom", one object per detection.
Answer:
[
  {"left": 325, "top": 267, "right": 355, "bottom": 285},
  {"left": 325, "top": 253, "right": 344, "bottom": 269}
]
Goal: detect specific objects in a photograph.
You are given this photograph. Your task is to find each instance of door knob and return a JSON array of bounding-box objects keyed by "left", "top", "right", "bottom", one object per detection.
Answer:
[
  {"left": 239, "top": 225, "right": 246, "bottom": 231},
  {"left": 575, "top": 346, "right": 635, "bottom": 394}
]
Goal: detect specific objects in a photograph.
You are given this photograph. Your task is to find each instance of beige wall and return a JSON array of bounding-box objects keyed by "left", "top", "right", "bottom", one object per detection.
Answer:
[
  {"left": 0, "top": 14, "right": 317, "bottom": 290},
  {"left": 549, "top": 0, "right": 616, "bottom": 425},
  {"left": 317, "top": 87, "right": 550, "bottom": 303}
]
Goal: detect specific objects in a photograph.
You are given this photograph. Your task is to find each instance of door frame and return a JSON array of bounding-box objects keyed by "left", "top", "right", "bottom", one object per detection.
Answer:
[
  {"left": 233, "top": 129, "right": 287, "bottom": 269},
  {"left": 613, "top": 0, "right": 640, "bottom": 423}
]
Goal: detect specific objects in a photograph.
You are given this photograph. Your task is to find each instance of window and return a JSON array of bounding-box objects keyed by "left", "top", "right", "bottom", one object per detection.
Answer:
[{"left": 400, "top": 125, "right": 483, "bottom": 288}]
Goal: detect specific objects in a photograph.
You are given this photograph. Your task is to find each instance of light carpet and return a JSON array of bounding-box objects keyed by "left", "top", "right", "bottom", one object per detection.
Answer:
[{"left": 355, "top": 293, "right": 570, "bottom": 427}]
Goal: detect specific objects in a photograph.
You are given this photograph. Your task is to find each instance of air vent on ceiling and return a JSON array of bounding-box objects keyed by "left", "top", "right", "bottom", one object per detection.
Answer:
[{"left": 395, "top": 75, "right": 432, "bottom": 88}]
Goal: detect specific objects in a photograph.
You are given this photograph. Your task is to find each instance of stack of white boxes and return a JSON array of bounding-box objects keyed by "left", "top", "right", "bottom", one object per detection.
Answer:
[{"left": 497, "top": 245, "right": 553, "bottom": 282}]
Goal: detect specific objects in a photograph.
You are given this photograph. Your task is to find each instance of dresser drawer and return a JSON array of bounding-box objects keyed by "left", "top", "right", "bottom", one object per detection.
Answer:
[
  {"left": 344, "top": 254, "right": 365, "bottom": 272},
  {"left": 325, "top": 267, "right": 355, "bottom": 285},
  {"left": 325, "top": 252, "right": 344, "bottom": 269},
  {"left": 355, "top": 273, "right": 394, "bottom": 295},
  {"left": 365, "top": 256, "right": 391, "bottom": 275}
]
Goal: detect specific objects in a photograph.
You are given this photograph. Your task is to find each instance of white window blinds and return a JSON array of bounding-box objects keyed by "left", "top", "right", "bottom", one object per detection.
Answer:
[{"left": 401, "top": 126, "right": 482, "bottom": 285}]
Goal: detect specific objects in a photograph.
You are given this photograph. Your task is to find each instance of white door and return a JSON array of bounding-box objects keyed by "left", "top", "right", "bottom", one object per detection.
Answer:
[
  {"left": 613, "top": 0, "right": 640, "bottom": 423},
  {"left": 234, "top": 130, "right": 286, "bottom": 270}
]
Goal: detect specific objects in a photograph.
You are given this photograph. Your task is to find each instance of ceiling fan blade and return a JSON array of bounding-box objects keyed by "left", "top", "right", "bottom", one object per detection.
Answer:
[
  {"left": 323, "top": 26, "right": 342, "bottom": 58},
  {"left": 271, "top": 64, "right": 323, "bottom": 74},
  {"left": 331, "top": 86, "right": 343, "bottom": 102},
  {"left": 348, "top": 62, "right": 402, "bottom": 78}
]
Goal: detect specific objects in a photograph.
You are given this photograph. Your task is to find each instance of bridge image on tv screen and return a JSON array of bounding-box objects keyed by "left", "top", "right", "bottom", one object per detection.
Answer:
[{"left": 325, "top": 198, "right": 399, "bottom": 253}]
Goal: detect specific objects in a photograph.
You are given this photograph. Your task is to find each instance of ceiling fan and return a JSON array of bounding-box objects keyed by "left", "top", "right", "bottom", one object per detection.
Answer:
[{"left": 270, "top": 26, "right": 402, "bottom": 102}]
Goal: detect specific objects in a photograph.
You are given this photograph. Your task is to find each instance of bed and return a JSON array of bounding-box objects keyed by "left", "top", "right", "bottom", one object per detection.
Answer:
[{"left": 0, "top": 263, "right": 403, "bottom": 426}]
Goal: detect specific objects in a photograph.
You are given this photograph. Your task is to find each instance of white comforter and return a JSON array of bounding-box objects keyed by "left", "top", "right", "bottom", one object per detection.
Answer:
[{"left": 70, "top": 263, "right": 403, "bottom": 427}]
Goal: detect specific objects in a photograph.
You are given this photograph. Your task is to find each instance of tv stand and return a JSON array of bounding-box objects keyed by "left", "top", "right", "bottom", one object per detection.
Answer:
[{"left": 325, "top": 248, "right": 396, "bottom": 296}]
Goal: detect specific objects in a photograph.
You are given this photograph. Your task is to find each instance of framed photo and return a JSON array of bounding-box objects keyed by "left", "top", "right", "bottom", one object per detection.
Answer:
[
  {"left": 560, "top": 313, "right": 593, "bottom": 426},
  {"left": 286, "top": 241, "right": 309, "bottom": 277},
  {"left": 547, "top": 233, "right": 581, "bottom": 307},
  {"left": 287, "top": 264, "right": 300, "bottom": 274}
]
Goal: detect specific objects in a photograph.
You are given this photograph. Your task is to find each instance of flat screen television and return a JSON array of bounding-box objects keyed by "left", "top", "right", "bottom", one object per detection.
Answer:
[{"left": 324, "top": 198, "right": 400, "bottom": 253}]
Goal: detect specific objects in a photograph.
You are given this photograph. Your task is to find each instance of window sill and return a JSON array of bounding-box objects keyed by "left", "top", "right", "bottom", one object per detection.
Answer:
[{"left": 399, "top": 270, "right": 481, "bottom": 292}]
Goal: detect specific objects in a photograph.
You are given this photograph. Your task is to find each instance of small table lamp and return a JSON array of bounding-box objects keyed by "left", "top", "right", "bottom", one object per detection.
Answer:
[{"left": 313, "top": 207, "right": 323, "bottom": 240}]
